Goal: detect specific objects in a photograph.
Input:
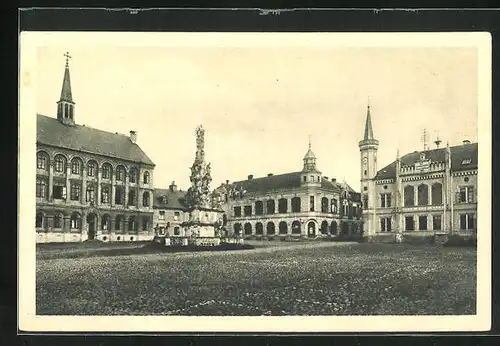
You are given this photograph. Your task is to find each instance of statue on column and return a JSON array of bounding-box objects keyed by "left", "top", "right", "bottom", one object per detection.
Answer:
[{"left": 186, "top": 125, "right": 212, "bottom": 209}]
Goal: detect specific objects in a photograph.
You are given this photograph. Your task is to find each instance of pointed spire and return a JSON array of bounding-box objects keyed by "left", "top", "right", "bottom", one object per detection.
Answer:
[
  {"left": 60, "top": 52, "right": 73, "bottom": 103},
  {"left": 363, "top": 102, "right": 374, "bottom": 141},
  {"left": 308, "top": 134, "right": 312, "bottom": 150}
]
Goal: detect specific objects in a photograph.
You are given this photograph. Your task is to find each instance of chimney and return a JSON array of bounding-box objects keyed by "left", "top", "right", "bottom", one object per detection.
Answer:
[
  {"left": 169, "top": 181, "right": 177, "bottom": 192},
  {"left": 463, "top": 139, "right": 471, "bottom": 145},
  {"left": 268, "top": 173, "right": 273, "bottom": 177},
  {"left": 331, "top": 178, "right": 336, "bottom": 183},
  {"left": 226, "top": 180, "right": 229, "bottom": 184},
  {"left": 248, "top": 174, "right": 253, "bottom": 180},
  {"left": 129, "top": 130, "right": 137, "bottom": 144}
]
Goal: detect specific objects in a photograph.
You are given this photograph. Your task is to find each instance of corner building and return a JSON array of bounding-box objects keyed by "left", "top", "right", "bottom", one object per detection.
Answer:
[
  {"left": 215, "top": 143, "right": 363, "bottom": 239},
  {"left": 360, "top": 104, "right": 478, "bottom": 236},
  {"left": 36, "top": 57, "right": 156, "bottom": 243}
]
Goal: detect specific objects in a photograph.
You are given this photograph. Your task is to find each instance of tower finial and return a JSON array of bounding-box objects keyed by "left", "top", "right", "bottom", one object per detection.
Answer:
[
  {"left": 421, "top": 128, "right": 428, "bottom": 151},
  {"left": 434, "top": 130, "right": 442, "bottom": 149},
  {"left": 308, "top": 134, "right": 311, "bottom": 150},
  {"left": 64, "top": 51, "right": 71, "bottom": 67}
]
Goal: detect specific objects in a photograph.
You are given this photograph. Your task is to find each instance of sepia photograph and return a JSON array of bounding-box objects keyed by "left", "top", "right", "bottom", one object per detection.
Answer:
[{"left": 18, "top": 31, "right": 491, "bottom": 333}]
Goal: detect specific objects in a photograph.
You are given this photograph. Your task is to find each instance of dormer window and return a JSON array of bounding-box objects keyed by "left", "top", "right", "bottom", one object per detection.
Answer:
[
  {"left": 420, "top": 153, "right": 426, "bottom": 161},
  {"left": 161, "top": 196, "right": 168, "bottom": 204},
  {"left": 462, "top": 159, "right": 472, "bottom": 165}
]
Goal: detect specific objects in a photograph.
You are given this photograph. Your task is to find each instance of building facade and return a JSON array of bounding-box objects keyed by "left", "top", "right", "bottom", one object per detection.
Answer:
[
  {"left": 214, "top": 143, "right": 363, "bottom": 239},
  {"left": 36, "top": 56, "right": 156, "bottom": 243},
  {"left": 360, "top": 104, "right": 478, "bottom": 237}
]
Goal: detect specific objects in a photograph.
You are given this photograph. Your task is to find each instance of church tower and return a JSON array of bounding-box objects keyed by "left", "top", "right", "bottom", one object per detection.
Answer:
[
  {"left": 358, "top": 103, "right": 379, "bottom": 236},
  {"left": 301, "top": 136, "right": 322, "bottom": 188},
  {"left": 57, "top": 52, "right": 75, "bottom": 126}
]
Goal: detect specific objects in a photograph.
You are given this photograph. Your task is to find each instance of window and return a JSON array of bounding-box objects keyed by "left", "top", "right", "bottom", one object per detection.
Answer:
[
  {"left": 36, "top": 212, "right": 44, "bottom": 228},
  {"left": 331, "top": 198, "right": 338, "bottom": 213},
  {"left": 233, "top": 223, "right": 242, "bottom": 235},
  {"left": 431, "top": 183, "right": 443, "bottom": 205},
  {"left": 244, "top": 205, "right": 252, "bottom": 216},
  {"left": 70, "top": 213, "right": 81, "bottom": 229},
  {"left": 460, "top": 214, "right": 475, "bottom": 230},
  {"left": 320, "top": 221, "right": 328, "bottom": 234},
  {"left": 309, "top": 196, "right": 315, "bottom": 211},
  {"left": 278, "top": 198, "right": 288, "bottom": 213},
  {"left": 142, "top": 217, "right": 149, "bottom": 232},
  {"left": 115, "top": 187, "right": 124, "bottom": 205},
  {"left": 234, "top": 206, "right": 242, "bottom": 217},
  {"left": 458, "top": 186, "right": 475, "bottom": 203},
  {"left": 101, "top": 186, "right": 110, "bottom": 204},
  {"left": 116, "top": 166, "right": 124, "bottom": 181},
  {"left": 244, "top": 223, "right": 252, "bottom": 235},
  {"left": 404, "top": 186, "right": 415, "bottom": 207},
  {"left": 70, "top": 182, "right": 81, "bottom": 201},
  {"left": 128, "top": 190, "right": 136, "bottom": 206},
  {"left": 330, "top": 221, "right": 338, "bottom": 235},
  {"left": 255, "top": 222, "right": 264, "bottom": 235},
  {"left": 417, "top": 184, "right": 429, "bottom": 206},
  {"left": 102, "top": 164, "right": 111, "bottom": 179},
  {"left": 129, "top": 168, "right": 137, "bottom": 183},
  {"left": 87, "top": 161, "right": 96, "bottom": 177},
  {"left": 36, "top": 179, "right": 47, "bottom": 198},
  {"left": 53, "top": 185, "right": 66, "bottom": 199},
  {"left": 380, "top": 217, "right": 392, "bottom": 232},
  {"left": 363, "top": 195, "right": 368, "bottom": 209},
  {"left": 266, "top": 200, "right": 275, "bottom": 214},
  {"left": 380, "top": 193, "right": 392, "bottom": 208},
  {"left": 292, "top": 220, "right": 301, "bottom": 234},
  {"left": 37, "top": 152, "right": 47, "bottom": 169},
  {"left": 174, "top": 227, "right": 180, "bottom": 235},
  {"left": 303, "top": 176, "right": 306, "bottom": 182},
  {"left": 101, "top": 215, "right": 110, "bottom": 230},
  {"left": 53, "top": 214, "right": 63, "bottom": 228},
  {"left": 310, "top": 175, "right": 314, "bottom": 182},
  {"left": 174, "top": 212, "right": 180, "bottom": 221},
  {"left": 86, "top": 185, "right": 96, "bottom": 203},
  {"left": 279, "top": 221, "right": 288, "bottom": 234},
  {"left": 433, "top": 215, "right": 442, "bottom": 231},
  {"left": 71, "top": 158, "right": 81, "bottom": 175},
  {"left": 142, "top": 191, "right": 150, "bottom": 207},
  {"left": 266, "top": 222, "right": 275, "bottom": 235},
  {"left": 54, "top": 155, "right": 66, "bottom": 173},
  {"left": 418, "top": 216, "right": 428, "bottom": 231},
  {"left": 128, "top": 217, "right": 136, "bottom": 231},
  {"left": 321, "top": 197, "right": 329, "bottom": 213},
  {"left": 405, "top": 216, "right": 414, "bottom": 231},
  {"left": 115, "top": 215, "right": 123, "bottom": 230},
  {"left": 255, "top": 201, "right": 264, "bottom": 215},
  {"left": 143, "top": 171, "right": 150, "bottom": 184},
  {"left": 159, "top": 211, "right": 165, "bottom": 220},
  {"left": 291, "top": 197, "right": 301, "bottom": 213}
]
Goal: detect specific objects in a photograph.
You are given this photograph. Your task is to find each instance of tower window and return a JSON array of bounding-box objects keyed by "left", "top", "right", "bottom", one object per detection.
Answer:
[
  {"left": 364, "top": 170, "right": 367, "bottom": 176},
  {"left": 303, "top": 176, "right": 306, "bottom": 182},
  {"left": 309, "top": 196, "right": 315, "bottom": 211}
]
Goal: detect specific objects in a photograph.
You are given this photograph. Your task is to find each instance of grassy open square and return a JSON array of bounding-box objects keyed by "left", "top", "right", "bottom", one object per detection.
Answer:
[{"left": 36, "top": 241, "right": 476, "bottom": 316}]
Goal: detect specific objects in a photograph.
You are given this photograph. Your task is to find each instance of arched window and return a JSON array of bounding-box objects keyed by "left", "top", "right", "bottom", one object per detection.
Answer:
[
  {"left": 244, "top": 222, "right": 252, "bottom": 235},
  {"left": 86, "top": 184, "right": 96, "bottom": 203},
  {"left": 291, "top": 197, "right": 301, "bottom": 213},
  {"left": 266, "top": 222, "right": 275, "bottom": 235},
  {"left": 36, "top": 212, "right": 44, "bottom": 228},
  {"left": 87, "top": 160, "right": 97, "bottom": 177},
  {"left": 115, "top": 215, "right": 123, "bottom": 231},
  {"left": 255, "top": 201, "right": 264, "bottom": 215},
  {"left": 53, "top": 213, "right": 63, "bottom": 229},
  {"left": 291, "top": 220, "right": 301, "bottom": 234},
  {"left": 330, "top": 221, "right": 338, "bottom": 235},
  {"left": 278, "top": 198, "right": 288, "bottom": 213},
  {"left": 115, "top": 186, "right": 125, "bottom": 205},
  {"left": 70, "top": 212, "right": 81, "bottom": 229},
  {"left": 36, "top": 179, "right": 47, "bottom": 198},
  {"left": 321, "top": 197, "right": 329, "bottom": 213},
  {"left": 404, "top": 186, "right": 415, "bottom": 207},
  {"left": 101, "top": 214, "right": 110, "bottom": 230},
  {"left": 321, "top": 220, "right": 329, "bottom": 234},
  {"left": 233, "top": 223, "right": 242, "bottom": 235},
  {"left": 142, "top": 191, "right": 150, "bottom": 207},
  {"left": 143, "top": 171, "right": 150, "bottom": 184},
  {"left": 417, "top": 184, "right": 429, "bottom": 206},
  {"left": 266, "top": 200, "right": 275, "bottom": 214},
  {"left": 128, "top": 189, "right": 136, "bottom": 206},
  {"left": 36, "top": 151, "right": 49, "bottom": 170},
  {"left": 142, "top": 217, "right": 149, "bottom": 232},
  {"left": 255, "top": 222, "right": 264, "bottom": 235},
  {"left": 69, "top": 105, "right": 74, "bottom": 119},
  {"left": 432, "top": 183, "right": 443, "bottom": 205},
  {"left": 331, "top": 198, "right": 338, "bottom": 213},
  {"left": 101, "top": 163, "right": 112, "bottom": 180},
  {"left": 279, "top": 221, "right": 288, "bottom": 234},
  {"left": 129, "top": 168, "right": 137, "bottom": 183},
  {"left": 101, "top": 185, "right": 110, "bottom": 204},
  {"left": 71, "top": 157, "right": 83, "bottom": 175},
  {"left": 64, "top": 104, "right": 69, "bottom": 118},
  {"left": 128, "top": 216, "right": 137, "bottom": 231},
  {"left": 116, "top": 166, "right": 125, "bottom": 181},
  {"left": 54, "top": 155, "right": 66, "bottom": 173}
]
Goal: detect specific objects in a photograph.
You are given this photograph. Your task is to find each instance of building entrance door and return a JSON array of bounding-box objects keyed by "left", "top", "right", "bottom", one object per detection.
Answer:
[
  {"left": 87, "top": 213, "right": 97, "bottom": 239},
  {"left": 307, "top": 221, "right": 316, "bottom": 238}
]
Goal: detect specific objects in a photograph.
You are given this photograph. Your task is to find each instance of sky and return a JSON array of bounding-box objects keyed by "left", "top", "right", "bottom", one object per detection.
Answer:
[{"left": 34, "top": 36, "right": 478, "bottom": 191}]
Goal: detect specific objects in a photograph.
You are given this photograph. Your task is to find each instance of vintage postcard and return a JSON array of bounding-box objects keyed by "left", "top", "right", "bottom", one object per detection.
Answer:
[{"left": 18, "top": 31, "right": 491, "bottom": 332}]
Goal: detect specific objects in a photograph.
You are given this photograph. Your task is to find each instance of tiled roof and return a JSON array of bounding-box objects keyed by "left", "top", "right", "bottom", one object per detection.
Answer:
[
  {"left": 153, "top": 188, "right": 187, "bottom": 210},
  {"left": 223, "top": 172, "right": 357, "bottom": 194},
  {"left": 375, "top": 142, "right": 478, "bottom": 180},
  {"left": 37, "top": 114, "right": 155, "bottom": 166}
]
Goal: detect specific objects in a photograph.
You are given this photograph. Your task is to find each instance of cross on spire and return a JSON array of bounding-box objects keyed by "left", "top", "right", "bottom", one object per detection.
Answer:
[
  {"left": 64, "top": 52, "right": 71, "bottom": 67},
  {"left": 308, "top": 134, "right": 311, "bottom": 149}
]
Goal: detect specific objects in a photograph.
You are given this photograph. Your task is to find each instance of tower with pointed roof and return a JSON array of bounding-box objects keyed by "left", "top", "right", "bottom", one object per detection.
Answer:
[
  {"left": 301, "top": 136, "right": 322, "bottom": 188},
  {"left": 57, "top": 52, "right": 76, "bottom": 126},
  {"left": 359, "top": 102, "right": 379, "bottom": 237}
]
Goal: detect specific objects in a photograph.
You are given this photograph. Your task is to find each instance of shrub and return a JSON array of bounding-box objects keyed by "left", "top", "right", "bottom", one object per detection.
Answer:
[{"left": 444, "top": 235, "right": 477, "bottom": 247}]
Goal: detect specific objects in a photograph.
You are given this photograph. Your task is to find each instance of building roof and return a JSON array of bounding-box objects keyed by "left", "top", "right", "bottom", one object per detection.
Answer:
[
  {"left": 363, "top": 105, "right": 374, "bottom": 141},
  {"left": 375, "top": 142, "right": 478, "bottom": 180},
  {"left": 37, "top": 114, "right": 155, "bottom": 166},
  {"left": 59, "top": 64, "right": 73, "bottom": 103},
  {"left": 153, "top": 188, "right": 187, "bottom": 210},
  {"left": 223, "top": 172, "right": 357, "bottom": 194}
]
